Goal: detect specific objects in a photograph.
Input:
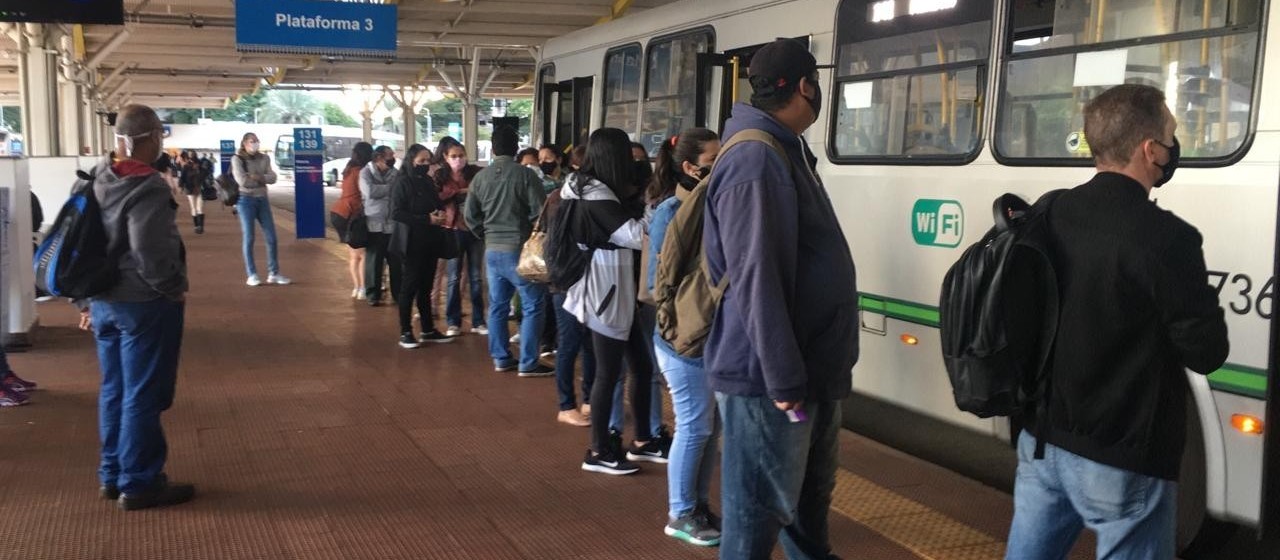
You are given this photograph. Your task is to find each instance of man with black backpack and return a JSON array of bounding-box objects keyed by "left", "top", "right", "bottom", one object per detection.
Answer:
[
  {"left": 79, "top": 104, "right": 194, "bottom": 511},
  {"left": 701, "top": 38, "right": 859, "bottom": 559},
  {"left": 1004, "top": 85, "right": 1228, "bottom": 558}
]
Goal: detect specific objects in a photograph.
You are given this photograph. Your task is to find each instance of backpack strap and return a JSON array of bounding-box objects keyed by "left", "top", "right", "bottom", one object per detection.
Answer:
[{"left": 699, "top": 128, "right": 799, "bottom": 291}]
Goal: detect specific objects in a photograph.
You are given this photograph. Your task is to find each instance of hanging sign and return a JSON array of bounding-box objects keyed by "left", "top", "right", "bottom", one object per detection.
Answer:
[
  {"left": 236, "top": 0, "right": 397, "bottom": 59},
  {"left": 293, "top": 128, "right": 326, "bottom": 239}
]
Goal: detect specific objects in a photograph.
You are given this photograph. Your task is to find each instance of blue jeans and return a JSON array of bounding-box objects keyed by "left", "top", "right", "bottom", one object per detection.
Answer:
[
  {"left": 554, "top": 292, "right": 595, "bottom": 411},
  {"left": 446, "top": 230, "right": 485, "bottom": 329},
  {"left": 659, "top": 344, "right": 718, "bottom": 519},
  {"left": 717, "top": 393, "right": 841, "bottom": 560},
  {"left": 485, "top": 249, "right": 546, "bottom": 371},
  {"left": 236, "top": 195, "right": 279, "bottom": 277},
  {"left": 1006, "top": 432, "right": 1177, "bottom": 560},
  {"left": 92, "top": 299, "right": 185, "bottom": 493},
  {"left": 611, "top": 304, "right": 664, "bottom": 435}
]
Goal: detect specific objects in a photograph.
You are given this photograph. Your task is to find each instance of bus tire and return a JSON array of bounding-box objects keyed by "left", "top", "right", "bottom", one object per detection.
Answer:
[{"left": 1177, "top": 395, "right": 1237, "bottom": 558}]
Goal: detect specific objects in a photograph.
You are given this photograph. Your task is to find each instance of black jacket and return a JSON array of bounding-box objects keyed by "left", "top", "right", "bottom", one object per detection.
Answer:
[
  {"left": 1029, "top": 172, "right": 1228, "bottom": 480},
  {"left": 389, "top": 169, "right": 443, "bottom": 259}
]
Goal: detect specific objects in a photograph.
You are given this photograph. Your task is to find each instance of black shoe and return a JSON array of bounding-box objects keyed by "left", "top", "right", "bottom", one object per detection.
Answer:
[
  {"left": 118, "top": 480, "right": 195, "bottom": 511},
  {"left": 608, "top": 428, "right": 623, "bottom": 456},
  {"left": 518, "top": 364, "right": 555, "bottom": 378},
  {"left": 694, "top": 502, "right": 722, "bottom": 532},
  {"left": 99, "top": 484, "right": 119, "bottom": 500},
  {"left": 369, "top": 299, "right": 382, "bottom": 307},
  {"left": 418, "top": 330, "right": 455, "bottom": 344},
  {"left": 398, "top": 332, "right": 420, "bottom": 349},
  {"left": 626, "top": 439, "right": 670, "bottom": 464},
  {"left": 656, "top": 424, "right": 675, "bottom": 456},
  {"left": 581, "top": 449, "right": 639, "bottom": 476}
]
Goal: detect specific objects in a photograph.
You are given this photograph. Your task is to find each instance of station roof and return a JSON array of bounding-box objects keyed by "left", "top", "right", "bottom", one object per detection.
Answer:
[{"left": 0, "top": 0, "right": 676, "bottom": 109}]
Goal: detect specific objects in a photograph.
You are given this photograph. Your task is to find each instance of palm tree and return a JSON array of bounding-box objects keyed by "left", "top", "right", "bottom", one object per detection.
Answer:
[{"left": 260, "top": 91, "right": 322, "bottom": 124}]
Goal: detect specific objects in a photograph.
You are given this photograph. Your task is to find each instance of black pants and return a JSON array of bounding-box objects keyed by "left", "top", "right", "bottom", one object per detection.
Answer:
[
  {"left": 365, "top": 232, "right": 402, "bottom": 302},
  {"left": 589, "top": 316, "right": 654, "bottom": 454},
  {"left": 399, "top": 243, "right": 439, "bottom": 334}
]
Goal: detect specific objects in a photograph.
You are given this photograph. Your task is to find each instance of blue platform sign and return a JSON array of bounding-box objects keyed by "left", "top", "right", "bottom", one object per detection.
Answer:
[
  {"left": 236, "top": 0, "right": 397, "bottom": 59},
  {"left": 293, "top": 128, "right": 326, "bottom": 239},
  {"left": 219, "top": 140, "right": 236, "bottom": 175}
]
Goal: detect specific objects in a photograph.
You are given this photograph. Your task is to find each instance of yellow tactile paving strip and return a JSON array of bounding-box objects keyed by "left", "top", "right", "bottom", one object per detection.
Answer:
[
  {"left": 831, "top": 467, "right": 1006, "bottom": 559},
  {"left": 275, "top": 202, "right": 1007, "bottom": 560}
]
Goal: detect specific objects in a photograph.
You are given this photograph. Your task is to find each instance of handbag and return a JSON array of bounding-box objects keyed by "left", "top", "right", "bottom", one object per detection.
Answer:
[
  {"left": 346, "top": 213, "right": 369, "bottom": 249},
  {"left": 517, "top": 199, "right": 552, "bottom": 283},
  {"left": 435, "top": 226, "right": 461, "bottom": 260}
]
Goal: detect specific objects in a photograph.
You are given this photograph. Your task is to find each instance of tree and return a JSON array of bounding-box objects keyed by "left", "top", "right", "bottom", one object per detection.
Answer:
[
  {"left": 162, "top": 90, "right": 266, "bottom": 123},
  {"left": 260, "top": 90, "right": 321, "bottom": 124},
  {"left": 322, "top": 102, "right": 359, "bottom": 128}
]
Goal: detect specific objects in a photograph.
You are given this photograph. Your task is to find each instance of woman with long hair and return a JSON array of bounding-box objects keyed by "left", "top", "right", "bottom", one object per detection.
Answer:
[
  {"left": 390, "top": 144, "right": 455, "bottom": 348},
  {"left": 232, "top": 132, "right": 290, "bottom": 286},
  {"left": 177, "top": 150, "right": 205, "bottom": 234},
  {"left": 561, "top": 128, "right": 656, "bottom": 476},
  {"left": 330, "top": 142, "right": 374, "bottom": 298},
  {"left": 646, "top": 128, "right": 723, "bottom": 546},
  {"left": 434, "top": 138, "right": 486, "bottom": 337}
]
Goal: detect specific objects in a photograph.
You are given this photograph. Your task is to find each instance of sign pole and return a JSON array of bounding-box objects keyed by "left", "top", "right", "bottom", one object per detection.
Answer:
[{"left": 292, "top": 127, "right": 325, "bottom": 239}]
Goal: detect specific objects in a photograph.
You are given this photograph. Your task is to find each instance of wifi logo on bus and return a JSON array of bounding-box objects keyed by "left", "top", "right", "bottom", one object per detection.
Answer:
[{"left": 911, "top": 199, "right": 964, "bottom": 248}]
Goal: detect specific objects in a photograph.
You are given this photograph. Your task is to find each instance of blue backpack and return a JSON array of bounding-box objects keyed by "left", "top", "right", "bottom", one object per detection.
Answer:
[{"left": 33, "top": 170, "right": 129, "bottom": 299}]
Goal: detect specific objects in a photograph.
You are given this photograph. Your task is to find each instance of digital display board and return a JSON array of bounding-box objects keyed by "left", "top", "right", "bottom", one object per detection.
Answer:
[{"left": 0, "top": 1, "right": 125, "bottom": 25}]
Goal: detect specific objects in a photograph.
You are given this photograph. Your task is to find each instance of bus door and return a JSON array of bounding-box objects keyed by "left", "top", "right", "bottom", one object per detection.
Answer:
[
  {"left": 1266, "top": 187, "right": 1280, "bottom": 539},
  {"left": 695, "top": 38, "right": 810, "bottom": 135},
  {"left": 541, "top": 77, "right": 594, "bottom": 151}
]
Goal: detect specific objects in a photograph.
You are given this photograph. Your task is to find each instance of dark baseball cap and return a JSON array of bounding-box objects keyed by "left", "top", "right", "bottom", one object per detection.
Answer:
[{"left": 747, "top": 38, "right": 832, "bottom": 94}]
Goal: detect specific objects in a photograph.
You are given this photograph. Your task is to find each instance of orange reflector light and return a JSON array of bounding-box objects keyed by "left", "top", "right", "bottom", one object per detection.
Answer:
[
  {"left": 1231, "top": 414, "right": 1264, "bottom": 435},
  {"left": 900, "top": 334, "right": 919, "bottom": 346}
]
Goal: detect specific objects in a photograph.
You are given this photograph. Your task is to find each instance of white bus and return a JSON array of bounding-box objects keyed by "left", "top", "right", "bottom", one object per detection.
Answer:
[{"left": 536, "top": 0, "right": 1277, "bottom": 553}]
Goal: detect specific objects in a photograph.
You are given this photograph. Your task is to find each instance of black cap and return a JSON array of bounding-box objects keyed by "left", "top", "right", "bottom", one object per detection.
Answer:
[{"left": 747, "top": 38, "right": 830, "bottom": 95}]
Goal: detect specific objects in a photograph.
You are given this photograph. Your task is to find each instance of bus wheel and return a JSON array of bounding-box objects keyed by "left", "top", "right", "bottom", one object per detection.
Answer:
[{"left": 1177, "top": 396, "right": 1236, "bottom": 558}]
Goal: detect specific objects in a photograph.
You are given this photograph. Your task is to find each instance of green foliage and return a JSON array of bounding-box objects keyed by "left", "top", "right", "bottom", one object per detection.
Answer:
[
  {"left": 162, "top": 90, "right": 266, "bottom": 123},
  {"left": 322, "top": 103, "right": 359, "bottom": 127},
  {"left": 260, "top": 90, "right": 322, "bottom": 124},
  {"left": 1, "top": 106, "right": 21, "bottom": 133}
]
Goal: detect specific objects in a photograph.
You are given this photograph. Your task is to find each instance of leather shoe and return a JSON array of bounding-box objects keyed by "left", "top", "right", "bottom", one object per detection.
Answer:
[{"left": 118, "top": 480, "right": 196, "bottom": 511}]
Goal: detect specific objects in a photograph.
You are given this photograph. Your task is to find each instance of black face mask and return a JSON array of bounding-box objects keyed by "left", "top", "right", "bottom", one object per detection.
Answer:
[
  {"left": 540, "top": 162, "right": 558, "bottom": 176},
  {"left": 677, "top": 173, "right": 700, "bottom": 190},
  {"left": 383, "top": 157, "right": 396, "bottom": 170},
  {"left": 633, "top": 160, "right": 653, "bottom": 186},
  {"left": 805, "top": 77, "right": 822, "bottom": 120},
  {"left": 1152, "top": 137, "right": 1179, "bottom": 189},
  {"left": 413, "top": 164, "right": 431, "bottom": 177}
]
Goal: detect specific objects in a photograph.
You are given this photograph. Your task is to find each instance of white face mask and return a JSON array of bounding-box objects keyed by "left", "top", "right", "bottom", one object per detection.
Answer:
[
  {"left": 246, "top": 142, "right": 260, "bottom": 153},
  {"left": 115, "top": 129, "right": 163, "bottom": 161}
]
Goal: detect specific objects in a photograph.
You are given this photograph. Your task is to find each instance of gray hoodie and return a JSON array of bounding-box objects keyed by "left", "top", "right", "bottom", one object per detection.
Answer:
[
  {"left": 359, "top": 162, "right": 398, "bottom": 233},
  {"left": 84, "top": 160, "right": 188, "bottom": 302}
]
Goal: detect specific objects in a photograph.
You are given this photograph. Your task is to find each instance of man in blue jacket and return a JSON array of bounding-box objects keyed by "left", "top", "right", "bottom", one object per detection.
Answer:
[{"left": 703, "top": 38, "right": 859, "bottom": 559}]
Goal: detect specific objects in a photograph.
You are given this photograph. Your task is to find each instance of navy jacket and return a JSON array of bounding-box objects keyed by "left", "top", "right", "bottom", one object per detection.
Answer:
[{"left": 703, "top": 103, "right": 859, "bottom": 402}]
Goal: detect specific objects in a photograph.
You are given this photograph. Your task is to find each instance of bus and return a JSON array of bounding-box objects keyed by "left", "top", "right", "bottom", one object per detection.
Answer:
[
  {"left": 535, "top": 0, "right": 1277, "bottom": 553},
  {"left": 272, "top": 126, "right": 403, "bottom": 185}
]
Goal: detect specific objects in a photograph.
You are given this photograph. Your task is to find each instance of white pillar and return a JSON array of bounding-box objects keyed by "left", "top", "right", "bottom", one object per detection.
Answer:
[
  {"left": 0, "top": 158, "right": 36, "bottom": 346},
  {"left": 17, "top": 26, "right": 60, "bottom": 157},
  {"left": 360, "top": 109, "right": 373, "bottom": 144},
  {"left": 463, "top": 100, "right": 478, "bottom": 160},
  {"left": 58, "top": 80, "right": 80, "bottom": 156},
  {"left": 400, "top": 100, "right": 417, "bottom": 147}
]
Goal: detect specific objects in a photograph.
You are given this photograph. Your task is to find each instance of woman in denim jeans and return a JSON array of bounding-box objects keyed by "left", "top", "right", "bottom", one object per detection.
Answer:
[
  {"left": 646, "top": 129, "right": 721, "bottom": 547},
  {"left": 434, "top": 140, "right": 486, "bottom": 336},
  {"left": 231, "top": 133, "right": 290, "bottom": 287}
]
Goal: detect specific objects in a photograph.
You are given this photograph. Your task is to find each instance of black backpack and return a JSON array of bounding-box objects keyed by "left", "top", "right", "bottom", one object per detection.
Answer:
[
  {"left": 214, "top": 171, "right": 239, "bottom": 206},
  {"left": 544, "top": 181, "right": 594, "bottom": 292},
  {"left": 33, "top": 171, "right": 132, "bottom": 299},
  {"left": 939, "top": 191, "right": 1064, "bottom": 419}
]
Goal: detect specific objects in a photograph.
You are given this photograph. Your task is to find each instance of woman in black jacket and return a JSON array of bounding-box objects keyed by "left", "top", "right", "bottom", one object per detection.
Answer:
[{"left": 390, "top": 144, "right": 455, "bottom": 349}]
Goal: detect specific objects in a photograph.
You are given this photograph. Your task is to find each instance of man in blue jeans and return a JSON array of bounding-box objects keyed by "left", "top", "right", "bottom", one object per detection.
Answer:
[
  {"left": 1005, "top": 85, "right": 1228, "bottom": 559},
  {"left": 464, "top": 126, "right": 553, "bottom": 376},
  {"left": 79, "top": 104, "right": 194, "bottom": 511},
  {"left": 702, "top": 39, "right": 859, "bottom": 559}
]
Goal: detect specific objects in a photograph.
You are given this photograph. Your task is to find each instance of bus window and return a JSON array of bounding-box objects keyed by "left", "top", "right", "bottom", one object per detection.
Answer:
[
  {"left": 275, "top": 136, "right": 293, "bottom": 170},
  {"left": 641, "top": 28, "right": 713, "bottom": 156},
  {"left": 830, "top": 0, "right": 991, "bottom": 162},
  {"left": 602, "top": 44, "right": 643, "bottom": 136},
  {"left": 995, "top": 0, "right": 1263, "bottom": 163},
  {"left": 536, "top": 63, "right": 556, "bottom": 147}
]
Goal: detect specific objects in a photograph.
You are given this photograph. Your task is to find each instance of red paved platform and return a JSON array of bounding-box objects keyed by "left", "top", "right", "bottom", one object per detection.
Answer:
[{"left": 0, "top": 207, "right": 1058, "bottom": 559}]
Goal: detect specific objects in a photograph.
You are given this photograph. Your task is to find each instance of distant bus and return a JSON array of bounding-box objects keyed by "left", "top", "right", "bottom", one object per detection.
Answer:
[{"left": 273, "top": 127, "right": 404, "bottom": 185}]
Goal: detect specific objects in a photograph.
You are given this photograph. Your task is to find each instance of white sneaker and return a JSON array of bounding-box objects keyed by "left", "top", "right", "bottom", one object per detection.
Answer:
[
  {"left": 246, "top": 274, "right": 263, "bottom": 287},
  {"left": 267, "top": 274, "right": 292, "bottom": 285},
  {"left": 445, "top": 326, "right": 462, "bottom": 337},
  {"left": 471, "top": 326, "right": 489, "bottom": 336},
  {"left": 351, "top": 288, "right": 361, "bottom": 299},
  {"left": 356, "top": 290, "right": 367, "bottom": 301},
  {"left": 510, "top": 333, "right": 521, "bottom": 344}
]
